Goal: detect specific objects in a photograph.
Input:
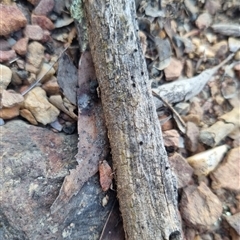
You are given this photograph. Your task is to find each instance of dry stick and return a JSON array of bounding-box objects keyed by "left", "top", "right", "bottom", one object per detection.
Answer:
[
  {"left": 85, "top": 0, "right": 182, "bottom": 239},
  {"left": 21, "top": 46, "right": 69, "bottom": 96}
]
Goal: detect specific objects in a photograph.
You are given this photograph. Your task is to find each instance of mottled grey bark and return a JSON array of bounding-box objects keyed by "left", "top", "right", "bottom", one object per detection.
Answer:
[{"left": 84, "top": 1, "right": 183, "bottom": 239}]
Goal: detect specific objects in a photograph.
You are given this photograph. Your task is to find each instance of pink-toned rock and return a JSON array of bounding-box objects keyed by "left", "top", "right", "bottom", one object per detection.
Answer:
[
  {"left": 24, "top": 25, "right": 44, "bottom": 41},
  {"left": 0, "top": 105, "right": 20, "bottom": 119},
  {"left": 0, "top": 4, "right": 27, "bottom": 36},
  {"left": 33, "top": 0, "right": 54, "bottom": 16},
  {"left": 26, "top": 41, "right": 45, "bottom": 74},
  {"left": 12, "top": 37, "right": 29, "bottom": 56},
  {"left": 185, "top": 121, "right": 200, "bottom": 152},
  {"left": 225, "top": 212, "right": 240, "bottom": 236},
  {"left": 162, "top": 129, "right": 180, "bottom": 150},
  {"left": 31, "top": 14, "right": 54, "bottom": 30},
  {"left": 164, "top": 58, "right": 183, "bottom": 81},
  {"left": 211, "top": 147, "right": 240, "bottom": 192},
  {"left": 41, "top": 29, "right": 51, "bottom": 42},
  {"left": 0, "top": 49, "right": 17, "bottom": 62},
  {"left": 180, "top": 182, "right": 222, "bottom": 231},
  {"left": 169, "top": 153, "right": 194, "bottom": 188},
  {"left": 195, "top": 12, "right": 212, "bottom": 29}
]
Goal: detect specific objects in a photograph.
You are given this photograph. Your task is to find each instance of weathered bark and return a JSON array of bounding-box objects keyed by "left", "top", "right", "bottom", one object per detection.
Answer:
[{"left": 85, "top": 1, "right": 182, "bottom": 239}]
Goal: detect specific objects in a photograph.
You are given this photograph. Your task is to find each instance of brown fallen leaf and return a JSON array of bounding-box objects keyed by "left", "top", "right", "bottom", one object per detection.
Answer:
[
  {"left": 50, "top": 51, "right": 109, "bottom": 214},
  {"left": 99, "top": 160, "right": 113, "bottom": 192}
]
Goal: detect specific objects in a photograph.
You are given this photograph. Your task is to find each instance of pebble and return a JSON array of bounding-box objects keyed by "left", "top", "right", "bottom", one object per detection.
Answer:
[
  {"left": 0, "top": 105, "right": 20, "bottom": 120},
  {"left": 228, "top": 37, "right": 240, "bottom": 53},
  {"left": 195, "top": 12, "right": 212, "bottom": 29},
  {"left": 20, "top": 109, "right": 38, "bottom": 125},
  {"left": 0, "top": 50, "right": 17, "bottom": 63},
  {"left": 162, "top": 129, "right": 180, "bottom": 150},
  {"left": 211, "top": 147, "right": 240, "bottom": 192},
  {"left": 36, "top": 62, "right": 55, "bottom": 83},
  {"left": 0, "top": 4, "right": 27, "bottom": 36},
  {"left": 12, "top": 37, "right": 29, "bottom": 56},
  {"left": 164, "top": 58, "right": 183, "bottom": 81},
  {"left": 31, "top": 14, "right": 55, "bottom": 30},
  {"left": 42, "top": 76, "right": 60, "bottom": 95},
  {"left": 2, "top": 89, "right": 24, "bottom": 108},
  {"left": 187, "top": 144, "right": 229, "bottom": 176},
  {"left": 22, "top": 87, "right": 60, "bottom": 125},
  {"left": 185, "top": 121, "right": 199, "bottom": 153},
  {"left": 24, "top": 25, "right": 44, "bottom": 41},
  {"left": 0, "top": 118, "right": 5, "bottom": 126},
  {"left": 0, "top": 64, "right": 12, "bottom": 90},
  {"left": 180, "top": 182, "right": 222, "bottom": 230},
  {"left": 49, "top": 119, "right": 63, "bottom": 131},
  {"left": 225, "top": 212, "right": 240, "bottom": 236},
  {"left": 26, "top": 41, "right": 45, "bottom": 74},
  {"left": 211, "top": 40, "right": 228, "bottom": 57},
  {"left": 168, "top": 153, "right": 194, "bottom": 188},
  {"left": 174, "top": 102, "right": 190, "bottom": 115},
  {"left": 33, "top": 0, "right": 54, "bottom": 16}
]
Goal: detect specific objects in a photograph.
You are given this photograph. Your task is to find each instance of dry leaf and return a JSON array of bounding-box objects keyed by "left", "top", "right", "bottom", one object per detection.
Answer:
[{"left": 99, "top": 160, "right": 113, "bottom": 192}]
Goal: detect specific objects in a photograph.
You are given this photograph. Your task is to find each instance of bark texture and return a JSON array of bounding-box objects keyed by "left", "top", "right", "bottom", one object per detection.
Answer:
[{"left": 85, "top": 1, "right": 183, "bottom": 239}]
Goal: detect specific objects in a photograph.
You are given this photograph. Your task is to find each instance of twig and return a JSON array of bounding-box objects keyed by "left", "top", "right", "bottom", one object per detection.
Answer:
[
  {"left": 21, "top": 46, "right": 69, "bottom": 96},
  {"left": 152, "top": 90, "right": 186, "bottom": 133}
]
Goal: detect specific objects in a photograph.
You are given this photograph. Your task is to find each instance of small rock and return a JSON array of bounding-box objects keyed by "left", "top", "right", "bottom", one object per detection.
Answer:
[
  {"left": 24, "top": 25, "right": 44, "bottom": 41},
  {"left": 234, "top": 50, "right": 240, "bottom": 61},
  {"left": 210, "top": 40, "right": 228, "bottom": 57},
  {"left": 20, "top": 109, "right": 38, "bottom": 125},
  {"left": 225, "top": 212, "right": 240, "bottom": 236},
  {"left": 158, "top": 113, "right": 173, "bottom": 131},
  {"left": 0, "top": 49, "right": 17, "bottom": 62},
  {"left": 228, "top": 37, "right": 240, "bottom": 53},
  {"left": 2, "top": 89, "right": 24, "bottom": 108},
  {"left": 175, "top": 102, "right": 190, "bottom": 115},
  {"left": 187, "top": 144, "right": 229, "bottom": 177},
  {"left": 49, "top": 119, "right": 63, "bottom": 131},
  {"left": 12, "top": 37, "right": 29, "bottom": 56},
  {"left": 42, "top": 76, "right": 60, "bottom": 95},
  {"left": 195, "top": 12, "right": 212, "bottom": 29},
  {"left": 185, "top": 121, "right": 199, "bottom": 152},
  {"left": 162, "top": 129, "right": 180, "bottom": 150},
  {"left": 211, "top": 147, "right": 240, "bottom": 192},
  {"left": 164, "top": 58, "right": 183, "bottom": 81},
  {"left": 26, "top": 72, "right": 36, "bottom": 85},
  {"left": 204, "top": 0, "right": 221, "bottom": 15},
  {"left": 33, "top": 0, "right": 54, "bottom": 16},
  {"left": 0, "top": 4, "right": 27, "bottom": 36},
  {"left": 0, "top": 118, "right": 4, "bottom": 126},
  {"left": 23, "top": 87, "right": 60, "bottom": 125},
  {"left": 26, "top": 41, "right": 45, "bottom": 74},
  {"left": 169, "top": 153, "right": 194, "bottom": 188},
  {"left": 36, "top": 62, "right": 55, "bottom": 83},
  {"left": 0, "top": 105, "right": 20, "bottom": 119},
  {"left": 0, "top": 64, "right": 12, "bottom": 90},
  {"left": 180, "top": 182, "right": 222, "bottom": 230},
  {"left": 0, "top": 39, "right": 11, "bottom": 51},
  {"left": 41, "top": 29, "right": 51, "bottom": 42},
  {"left": 31, "top": 14, "right": 55, "bottom": 30}
]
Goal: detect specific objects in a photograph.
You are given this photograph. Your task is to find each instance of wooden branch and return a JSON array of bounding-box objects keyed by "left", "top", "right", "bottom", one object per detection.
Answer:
[{"left": 84, "top": 1, "right": 182, "bottom": 239}]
